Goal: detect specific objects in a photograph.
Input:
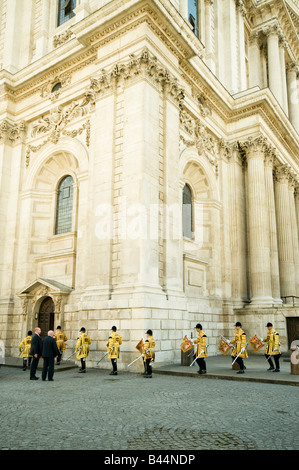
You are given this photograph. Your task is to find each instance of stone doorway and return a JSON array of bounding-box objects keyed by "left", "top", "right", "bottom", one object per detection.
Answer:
[
  {"left": 38, "top": 297, "right": 55, "bottom": 339},
  {"left": 286, "top": 317, "right": 299, "bottom": 349}
]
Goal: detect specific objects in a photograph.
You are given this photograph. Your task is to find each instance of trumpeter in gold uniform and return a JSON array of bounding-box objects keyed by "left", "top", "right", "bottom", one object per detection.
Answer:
[
  {"left": 19, "top": 331, "right": 33, "bottom": 371},
  {"left": 143, "top": 329, "right": 155, "bottom": 378},
  {"left": 107, "top": 326, "right": 122, "bottom": 375},
  {"left": 75, "top": 327, "right": 91, "bottom": 373},
  {"left": 54, "top": 325, "right": 68, "bottom": 365},
  {"left": 263, "top": 322, "right": 281, "bottom": 372},
  {"left": 193, "top": 323, "right": 208, "bottom": 374},
  {"left": 229, "top": 322, "right": 248, "bottom": 374}
]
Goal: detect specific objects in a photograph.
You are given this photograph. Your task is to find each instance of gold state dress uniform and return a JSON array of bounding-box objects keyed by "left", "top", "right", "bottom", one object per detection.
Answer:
[
  {"left": 230, "top": 322, "right": 248, "bottom": 374},
  {"left": 54, "top": 326, "right": 68, "bottom": 365},
  {"left": 107, "top": 326, "right": 122, "bottom": 375},
  {"left": 19, "top": 331, "right": 32, "bottom": 371},
  {"left": 143, "top": 329, "right": 155, "bottom": 378},
  {"left": 75, "top": 327, "right": 91, "bottom": 373},
  {"left": 263, "top": 322, "right": 281, "bottom": 372},
  {"left": 193, "top": 323, "right": 208, "bottom": 374}
]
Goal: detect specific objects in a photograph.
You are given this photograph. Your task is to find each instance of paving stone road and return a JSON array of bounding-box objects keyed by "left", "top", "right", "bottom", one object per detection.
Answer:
[{"left": 0, "top": 365, "right": 298, "bottom": 452}]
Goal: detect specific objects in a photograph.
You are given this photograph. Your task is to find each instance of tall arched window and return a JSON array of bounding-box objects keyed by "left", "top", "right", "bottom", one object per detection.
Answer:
[
  {"left": 55, "top": 175, "right": 74, "bottom": 235},
  {"left": 182, "top": 183, "right": 193, "bottom": 239}
]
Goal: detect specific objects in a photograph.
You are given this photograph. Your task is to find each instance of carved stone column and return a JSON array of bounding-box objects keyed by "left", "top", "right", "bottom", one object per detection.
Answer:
[
  {"left": 248, "top": 31, "right": 262, "bottom": 89},
  {"left": 274, "top": 166, "right": 296, "bottom": 298},
  {"left": 266, "top": 24, "right": 283, "bottom": 107},
  {"left": 288, "top": 176, "right": 299, "bottom": 298},
  {"left": 242, "top": 136, "right": 273, "bottom": 306},
  {"left": 286, "top": 63, "right": 299, "bottom": 134},
  {"left": 236, "top": 0, "right": 247, "bottom": 90},
  {"left": 264, "top": 150, "right": 281, "bottom": 304},
  {"left": 279, "top": 35, "right": 289, "bottom": 115},
  {"left": 204, "top": 0, "right": 215, "bottom": 73},
  {"left": 226, "top": 142, "right": 248, "bottom": 305}
]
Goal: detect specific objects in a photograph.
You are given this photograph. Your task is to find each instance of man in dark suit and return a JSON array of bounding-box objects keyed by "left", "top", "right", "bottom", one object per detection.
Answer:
[
  {"left": 42, "top": 330, "right": 60, "bottom": 381},
  {"left": 29, "top": 327, "right": 42, "bottom": 380}
]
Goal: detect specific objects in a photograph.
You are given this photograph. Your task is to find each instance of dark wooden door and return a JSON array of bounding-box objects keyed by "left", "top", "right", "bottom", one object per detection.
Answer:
[
  {"left": 286, "top": 317, "right": 299, "bottom": 349},
  {"left": 38, "top": 297, "right": 54, "bottom": 339}
]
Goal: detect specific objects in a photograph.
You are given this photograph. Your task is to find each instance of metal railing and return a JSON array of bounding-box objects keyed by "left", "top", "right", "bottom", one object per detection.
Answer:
[{"left": 281, "top": 296, "right": 299, "bottom": 307}]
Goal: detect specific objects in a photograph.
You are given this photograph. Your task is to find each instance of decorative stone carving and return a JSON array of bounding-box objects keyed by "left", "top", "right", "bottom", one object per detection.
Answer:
[
  {"left": 40, "top": 73, "right": 71, "bottom": 101},
  {"left": 53, "top": 28, "right": 73, "bottom": 48},
  {"left": 26, "top": 101, "right": 90, "bottom": 167},
  {"left": 82, "top": 47, "right": 185, "bottom": 107},
  {"left": 179, "top": 109, "right": 219, "bottom": 165},
  {"left": 0, "top": 120, "right": 26, "bottom": 145}
]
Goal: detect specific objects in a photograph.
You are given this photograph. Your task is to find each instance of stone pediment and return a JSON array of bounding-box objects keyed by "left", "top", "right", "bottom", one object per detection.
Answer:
[
  {"left": 17, "top": 279, "right": 72, "bottom": 316},
  {"left": 17, "top": 278, "right": 72, "bottom": 296}
]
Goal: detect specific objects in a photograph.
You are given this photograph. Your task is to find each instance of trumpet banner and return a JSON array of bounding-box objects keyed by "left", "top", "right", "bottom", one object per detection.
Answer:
[
  {"left": 218, "top": 337, "right": 231, "bottom": 355},
  {"left": 180, "top": 335, "right": 193, "bottom": 353},
  {"left": 249, "top": 335, "right": 264, "bottom": 351},
  {"left": 136, "top": 339, "right": 144, "bottom": 355}
]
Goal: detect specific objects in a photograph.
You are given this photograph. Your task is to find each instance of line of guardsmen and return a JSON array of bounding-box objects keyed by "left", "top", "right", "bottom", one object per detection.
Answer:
[{"left": 18, "top": 321, "right": 281, "bottom": 376}]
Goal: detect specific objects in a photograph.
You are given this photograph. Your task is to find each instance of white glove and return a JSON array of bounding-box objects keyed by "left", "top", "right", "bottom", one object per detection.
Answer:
[
  {"left": 241, "top": 348, "right": 245, "bottom": 353},
  {"left": 273, "top": 348, "right": 278, "bottom": 352}
]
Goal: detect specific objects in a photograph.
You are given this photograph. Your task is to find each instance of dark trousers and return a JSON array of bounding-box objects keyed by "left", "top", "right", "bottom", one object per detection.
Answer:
[
  {"left": 30, "top": 356, "right": 40, "bottom": 379},
  {"left": 233, "top": 356, "right": 245, "bottom": 370},
  {"left": 196, "top": 357, "right": 206, "bottom": 371},
  {"left": 80, "top": 358, "right": 86, "bottom": 371},
  {"left": 42, "top": 357, "right": 55, "bottom": 380},
  {"left": 265, "top": 353, "right": 281, "bottom": 369},
  {"left": 23, "top": 357, "right": 32, "bottom": 370},
  {"left": 111, "top": 358, "right": 117, "bottom": 372},
  {"left": 145, "top": 359, "right": 152, "bottom": 376},
  {"left": 57, "top": 351, "right": 62, "bottom": 364}
]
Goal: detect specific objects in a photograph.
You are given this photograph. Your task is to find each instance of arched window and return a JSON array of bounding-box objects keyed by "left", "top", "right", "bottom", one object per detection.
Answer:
[
  {"left": 182, "top": 184, "right": 193, "bottom": 239},
  {"left": 55, "top": 175, "right": 74, "bottom": 235}
]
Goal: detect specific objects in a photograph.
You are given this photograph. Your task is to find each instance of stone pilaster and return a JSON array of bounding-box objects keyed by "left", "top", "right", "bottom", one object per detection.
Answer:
[
  {"left": 248, "top": 31, "right": 262, "bottom": 89},
  {"left": 265, "top": 24, "right": 283, "bottom": 107},
  {"left": 286, "top": 62, "right": 299, "bottom": 134},
  {"left": 288, "top": 175, "right": 299, "bottom": 297},
  {"left": 264, "top": 149, "right": 281, "bottom": 304},
  {"left": 274, "top": 165, "right": 296, "bottom": 297}
]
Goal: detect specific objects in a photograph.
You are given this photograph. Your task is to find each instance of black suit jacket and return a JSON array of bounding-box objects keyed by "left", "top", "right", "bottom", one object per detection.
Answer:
[
  {"left": 42, "top": 336, "right": 59, "bottom": 358},
  {"left": 30, "top": 333, "right": 42, "bottom": 357}
]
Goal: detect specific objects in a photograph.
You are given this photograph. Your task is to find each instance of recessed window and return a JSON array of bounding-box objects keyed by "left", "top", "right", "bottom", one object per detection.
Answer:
[
  {"left": 182, "top": 184, "right": 193, "bottom": 239},
  {"left": 55, "top": 175, "right": 74, "bottom": 235},
  {"left": 188, "top": 0, "right": 199, "bottom": 38},
  {"left": 57, "top": 0, "right": 76, "bottom": 27}
]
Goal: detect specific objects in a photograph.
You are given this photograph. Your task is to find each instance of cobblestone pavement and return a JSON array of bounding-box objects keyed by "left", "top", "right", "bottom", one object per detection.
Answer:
[{"left": 0, "top": 365, "right": 298, "bottom": 452}]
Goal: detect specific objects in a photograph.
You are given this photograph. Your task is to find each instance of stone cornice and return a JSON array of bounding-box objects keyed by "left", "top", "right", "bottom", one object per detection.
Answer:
[{"left": 82, "top": 46, "right": 185, "bottom": 106}]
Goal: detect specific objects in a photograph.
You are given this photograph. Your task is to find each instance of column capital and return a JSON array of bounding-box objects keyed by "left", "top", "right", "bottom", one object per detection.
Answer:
[
  {"left": 249, "top": 30, "right": 260, "bottom": 45},
  {"left": 274, "top": 164, "right": 291, "bottom": 184},
  {"left": 0, "top": 119, "right": 26, "bottom": 145},
  {"left": 263, "top": 23, "right": 282, "bottom": 39},
  {"left": 239, "top": 135, "right": 269, "bottom": 159},
  {"left": 286, "top": 61, "right": 299, "bottom": 74},
  {"left": 235, "top": 0, "right": 246, "bottom": 17}
]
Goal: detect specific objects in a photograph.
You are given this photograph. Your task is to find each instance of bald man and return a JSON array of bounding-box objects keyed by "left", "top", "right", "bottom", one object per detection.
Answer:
[{"left": 41, "top": 330, "right": 59, "bottom": 381}]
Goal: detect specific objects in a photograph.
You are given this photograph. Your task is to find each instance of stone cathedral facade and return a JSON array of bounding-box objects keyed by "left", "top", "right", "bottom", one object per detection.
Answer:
[{"left": 0, "top": 0, "right": 298, "bottom": 369}]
